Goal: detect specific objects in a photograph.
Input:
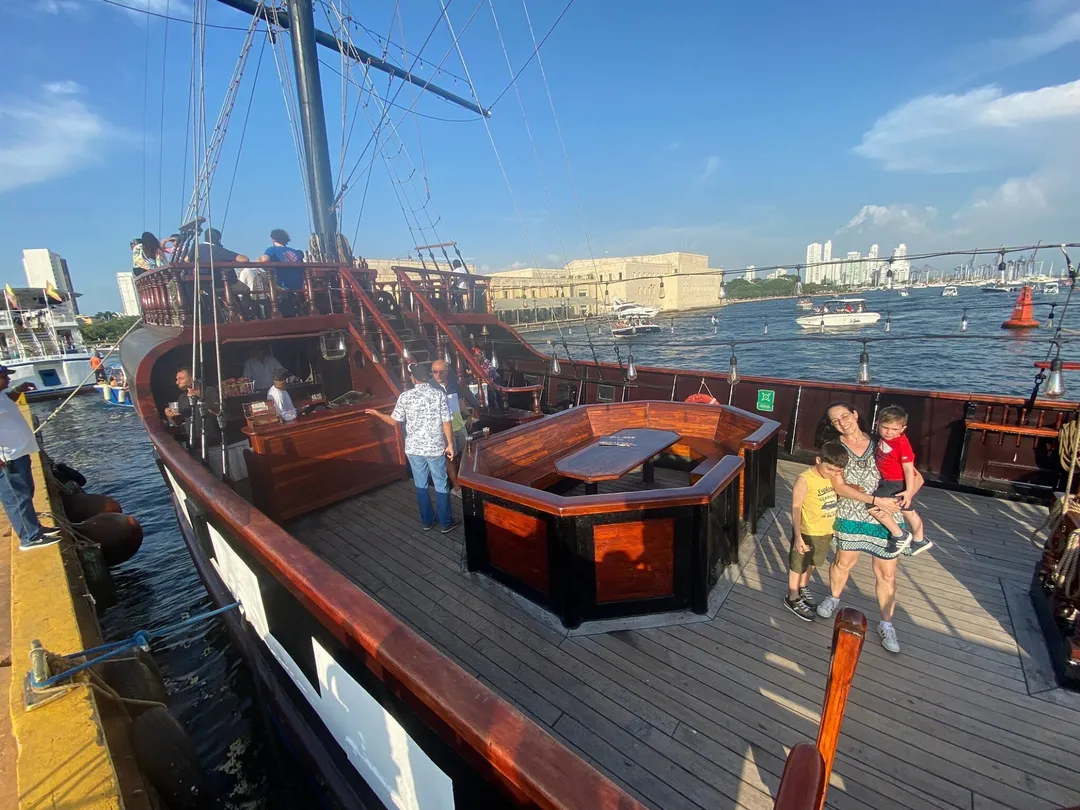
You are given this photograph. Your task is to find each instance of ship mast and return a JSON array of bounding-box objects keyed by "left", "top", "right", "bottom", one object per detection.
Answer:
[{"left": 216, "top": 0, "right": 490, "bottom": 260}]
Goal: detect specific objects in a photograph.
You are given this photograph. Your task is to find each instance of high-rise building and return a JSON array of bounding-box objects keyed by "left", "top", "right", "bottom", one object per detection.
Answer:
[
  {"left": 892, "top": 243, "right": 910, "bottom": 284},
  {"left": 844, "top": 251, "right": 862, "bottom": 285},
  {"left": 805, "top": 243, "right": 824, "bottom": 284},
  {"left": 117, "top": 272, "right": 140, "bottom": 316},
  {"left": 823, "top": 240, "right": 833, "bottom": 264},
  {"left": 743, "top": 265, "right": 756, "bottom": 282},
  {"left": 806, "top": 243, "right": 822, "bottom": 265},
  {"left": 22, "top": 249, "right": 78, "bottom": 313}
]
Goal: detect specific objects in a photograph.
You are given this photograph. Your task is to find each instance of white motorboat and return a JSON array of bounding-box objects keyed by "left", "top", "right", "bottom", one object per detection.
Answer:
[
  {"left": 942, "top": 285, "right": 958, "bottom": 297},
  {"left": 898, "top": 289, "right": 910, "bottom": 297},
  {"left": 611, "top": 297, "right": 660, "bottom": 319},
  {"left": 795, "top": 298, "right": 881, "bottom": 328},
  {"left": 982, "top": 284, "right": 1021, "bottom": 293},
  {"left": 1043, "top": 282, "right": 1059, "bottom": 295},
  {"left": 796, "top": 297, "right": 814, "bottom": 310}
]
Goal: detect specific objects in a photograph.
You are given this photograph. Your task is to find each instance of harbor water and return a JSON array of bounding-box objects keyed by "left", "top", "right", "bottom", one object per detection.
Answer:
[
  {"left": 527, "top": 287, "right": 1070, "bottom": 397},
  {"left": 30, "top": 396, "right": 316, "bottom": 809},
  {"left": 24, "top": 287, "right": 1068, "bottom": 805}
]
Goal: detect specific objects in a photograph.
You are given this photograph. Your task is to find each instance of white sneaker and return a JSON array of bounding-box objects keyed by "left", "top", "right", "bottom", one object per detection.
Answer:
[
  {"left": 879, "top": 623, "right": 900, "bottom": 653},
  {"left": 816, "top": 596, "right": 840, "bottom": 619}
]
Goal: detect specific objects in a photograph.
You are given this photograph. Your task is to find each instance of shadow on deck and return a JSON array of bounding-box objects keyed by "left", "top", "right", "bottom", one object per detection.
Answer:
[{"left": 286, "top": 461, "right": 1080, "bottom": 810}]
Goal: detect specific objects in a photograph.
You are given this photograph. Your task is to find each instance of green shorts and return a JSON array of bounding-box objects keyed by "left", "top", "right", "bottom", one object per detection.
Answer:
[{"left": 789, "top": 533, "right": 832, "bottom": 573}]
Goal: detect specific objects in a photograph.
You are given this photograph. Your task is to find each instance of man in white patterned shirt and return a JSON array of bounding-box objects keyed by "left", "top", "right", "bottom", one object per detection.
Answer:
[{"left": 366, "top": 363, "right": 456, "bottom": 532}]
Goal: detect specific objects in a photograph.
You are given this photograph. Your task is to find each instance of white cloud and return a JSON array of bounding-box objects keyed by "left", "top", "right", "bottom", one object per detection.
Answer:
[
  {"left": 698, "top": 155, "right": 720, "bottom": 182},
  {"left": 839, "top": 204, "right": 938, "bottom": 234},
  {"left": 854, "top": 79, "right": 1080, "bottom": 173},
  {"left": 39, "top": 0, "right": 82, "bottom": 12},
  {"left": 510, "top": 260, "right": 526, "bottom": 269},
  {"left": 0, "top": 82, "right": 112, "bottom": 194}
]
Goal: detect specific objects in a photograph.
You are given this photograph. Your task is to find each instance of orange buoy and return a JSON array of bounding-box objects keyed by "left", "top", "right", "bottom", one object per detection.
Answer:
[
  {"left": 1001, "top": 285, "right": 1041, "bottom": 329},
  {"left": 61, "top": 490, "right": 123, "bottom": 522},
  {"left": 685, "top": 393, "right": 719, "bottom": 405},
  {"left": 76, "top": 513, "right": 144, "bottom": 566}
]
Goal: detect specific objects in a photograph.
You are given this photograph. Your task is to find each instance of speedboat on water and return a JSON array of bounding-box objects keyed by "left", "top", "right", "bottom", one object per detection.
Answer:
[
  {"left": 983, "top": 284, "right": 1021, "bottom": 293},
  {"left": 1043, "top": 282, "right": 1060, "bottom": 294},
  {"left": 94, "top": 365, "right": 133, "bottom": 407},
  {"left": 898, "top": 289, "right": 910, "bottom": 297},
  {"left": 795, "top": 297, "right": 881, "bottom": 328},
  {"left": 610, "top": 297, "right": 660, "bottom": 319},
  {"left": 610, "top": 316, "right": 663, "bottom": 337},
  {"left": 796, "top": 297, "right": 814, "bottom": 309},
  {"left": 942, "top": 285, "right": 958, "bottom": 297}
]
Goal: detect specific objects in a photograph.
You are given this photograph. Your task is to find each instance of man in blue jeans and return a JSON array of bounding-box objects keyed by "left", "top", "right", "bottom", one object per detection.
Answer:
[
  {"left": 366, "top": 363, "right": 457, "bottom": 532},
  {"left": 0, "top": 366, "right": 61, "bottom": 550}
]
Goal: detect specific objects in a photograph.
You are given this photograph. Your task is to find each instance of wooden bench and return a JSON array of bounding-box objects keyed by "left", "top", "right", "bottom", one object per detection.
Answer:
[
  {"left": 689, "top": 455, "right": 724, "bottom": 485},
  {"left": 505, "top": 460, "right": 564, "bottom": 491},
  {"left": 965, "top": 419, "right": 1060, "bottom": 439}
]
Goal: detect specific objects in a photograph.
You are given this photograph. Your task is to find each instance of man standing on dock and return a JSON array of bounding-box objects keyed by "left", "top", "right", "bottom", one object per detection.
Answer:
[
  {"left": 366, "top": 364, "right": 457, "bottom": 533},
  {"left": 0, "top": 365, "right": 60, "bottom": 550}
]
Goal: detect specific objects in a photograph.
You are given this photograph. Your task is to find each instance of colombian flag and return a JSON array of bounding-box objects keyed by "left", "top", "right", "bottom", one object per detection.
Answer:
[
  {"left": 4, "top": 284, "right": 17, "bottom": 310},
  {"left": 45, "top": 280, "right": 63, "bottom": 302}
]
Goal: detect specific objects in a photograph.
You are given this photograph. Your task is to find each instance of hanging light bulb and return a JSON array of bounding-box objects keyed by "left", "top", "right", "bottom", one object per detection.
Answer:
[
  {"left": 659, "top": 279, "right": 666, "bottom": 299},
  {"left": 819, "top": 315, "right": 826, "bottom": 333},
  {"left": 998, "top": 250, "right": 1007, "bottom": 283},
  {"left": 727, "top": 350, "right": 740, "bottom": 386},
  {"left": 444, "top": 347, "right": 453, "bottom": 365},
  {"left": 718, "top": 282, "right": 727, "bottom": 301},
  {"left": 491, "top": 346, "right": 499, "bottom": 368},
  {"left": 884, "top": 315, "right": 891, "bottom": 333},
  {"left": 670, "top": 319, "right": 676, "bottom": 334},
  {"left": 568, "top": 326, "right": 572, "bottom": 335},
  {"left": 1045, "top": 357, "right": 1066, "bottom": 398},
  {"left": 1045, "top": 304, "right": 1057, "bottom": 329},
  {"left": 481, "top": 324, "right": 488, "bottom": 337},
  {"left": 402, "top": 344, "right": 410, "bottom": 359},
  {"left": 960, "top": 309, "right": 969, "bottom": 331},
  {"left": 626, "top": 351, "right": 638, "bottom": 381},
  {"left": 604, "top": 283, "right": 610, "bottom": 304},
  {"left": 550, "top": 351, "right": 561, "bottom": 375},
  {"left": 763, "top": 318, "right": 769, "bottom": 335},
  {"left": 857, "top": 344, "right": 871, "bottom": 384}
]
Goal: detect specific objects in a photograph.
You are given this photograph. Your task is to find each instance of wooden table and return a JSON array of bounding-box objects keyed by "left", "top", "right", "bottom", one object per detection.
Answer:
[{"left": 555, "top": 428, "right": 680, "bottom": 494}]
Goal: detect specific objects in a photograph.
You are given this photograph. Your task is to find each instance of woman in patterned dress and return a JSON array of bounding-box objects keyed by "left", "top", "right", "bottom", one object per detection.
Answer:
[{"left": 814, "top": 402, "right": 910, "bottom": 653}]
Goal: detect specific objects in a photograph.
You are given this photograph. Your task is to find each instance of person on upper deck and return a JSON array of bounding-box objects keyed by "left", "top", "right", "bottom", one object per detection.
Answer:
[
  {"left": 257, "top": 229, "right": 305, "bottom": 290},
  {"left": 196, "top": 228, "right": 249, "bottom": 266},
  {"left": 242, "top": 345, "right": 287, "bottom": 392},
  {"left": 132, "top": 232, "right": 166, "bottom": 275},
  {"left": 267, "top": 370, "right": 297, "bottom": 422}
]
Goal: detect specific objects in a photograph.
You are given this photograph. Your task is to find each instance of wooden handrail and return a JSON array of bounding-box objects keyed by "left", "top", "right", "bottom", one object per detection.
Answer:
[
  {"left": 815, "top": 607, "right": 867, "bottom": 810},
  {"left": 772, "top": 744, "right": 825, "bottom": 810},
  {"left": 771, "top": 608, "right": 867, "bottom": 810},
  {"left": 339, "top": 268, "right": 412, "bottom": 389},
  {"left": 346, "top": 323, "right": 401, "bottom": 395},
  {"left": 394, "top": 270, "right": 543, "bottom": 411},
  {"left": 964, "top": 419, "right": 1060, "bottom": 438}
]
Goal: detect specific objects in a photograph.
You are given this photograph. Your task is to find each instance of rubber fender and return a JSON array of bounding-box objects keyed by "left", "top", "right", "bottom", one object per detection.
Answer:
[
  {"left": 129, "top": 707, "right": 207, "bottom": 810},
  {"left": 76, "top": 513, "right": 144, "bottom": 566},
  {"left": 76, "top": 544, "right": 117, "bottom": 612},
  {"left": 98, "top": 658, "right": 168, "bottom": 706},
  {"left": 61, "top": 490, "right": 123, "bottom": 522},
  {"left": 53, "top": 462, "right": 88, "bottom": 487}
]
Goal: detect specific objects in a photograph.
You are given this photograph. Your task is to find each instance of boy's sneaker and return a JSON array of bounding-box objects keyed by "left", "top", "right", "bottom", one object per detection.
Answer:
[
  {"left": 907, "top": 538, "right": 934, "bottom": 556},
  {"left": 884, "top": 531, "right": 913, "bottom": 556},
  {"left": 798, "top": 587, "right": 817, "bottom": 608},
  {"left": 783, "top": 596, "right": 815, "bottom": 622},
  {"left": 816, "top": 595, "right": 840, "bottom": 619},
  {"left": 879, "top": 622, "right": 901, "bottom": 653}
]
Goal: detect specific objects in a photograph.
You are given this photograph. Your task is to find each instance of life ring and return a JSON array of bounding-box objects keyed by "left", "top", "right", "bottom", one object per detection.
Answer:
[{"left": 685, "top": 393, "right": 719, "bottom": 405}]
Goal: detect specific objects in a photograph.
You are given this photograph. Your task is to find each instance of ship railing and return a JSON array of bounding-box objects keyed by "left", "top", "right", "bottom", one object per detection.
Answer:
[
  {"left": 337, "top": 269, "right": 410, "bottom": 391},
  {"left": 132, "top": 261, "right": 376, "bottom": 326},
  {"left": 391, "top": 265, "right": 492, "bottom": 317},
  {"left": 772, "top": 608, "right": 866, "bottom": 810},
  {"left": 394, "top": 269, "right": 543, "bottom": 414}
]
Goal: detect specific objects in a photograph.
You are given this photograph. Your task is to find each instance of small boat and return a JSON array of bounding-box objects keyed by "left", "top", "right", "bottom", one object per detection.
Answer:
[
  {"left": 942, "top": 285, "right": 958, "bottom": 297},
  {"left": 1043, "top": 282, "right": 1059, "bottom": 295},
  {"left": 795, "top": 298, "right": 881, "bottom": 328},
  {"left": 610, "top": 315, "right": 663, "bottom": 337},
  {"left": 898, "top": 289, "right": 910, "bottom": 297},
  {"left": 796, "top": 297, "right": 814, "bottom": 310},
  {"left": 95, "top": 365, "right": 133, "bottom": 407},
  {"left": 982, "top": 284, "right": 1021, "bottom": 293},
  {"left": 610, "top": 297, "right": 660, "bottom": 319}
]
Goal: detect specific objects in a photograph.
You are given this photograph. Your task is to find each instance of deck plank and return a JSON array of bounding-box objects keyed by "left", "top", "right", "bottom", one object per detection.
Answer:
[{"left": 287, "top": 459, "right": 1080, "bottom": 810}]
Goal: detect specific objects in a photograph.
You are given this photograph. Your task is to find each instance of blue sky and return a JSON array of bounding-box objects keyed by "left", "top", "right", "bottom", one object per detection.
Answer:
[{"left": 1, "top": 0, "right": 1079, "bottom": 312}]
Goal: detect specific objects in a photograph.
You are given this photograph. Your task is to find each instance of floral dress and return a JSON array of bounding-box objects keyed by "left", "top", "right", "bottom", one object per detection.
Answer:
[{"left": 833, "top": 435, "right": 904, "bottom": 559}]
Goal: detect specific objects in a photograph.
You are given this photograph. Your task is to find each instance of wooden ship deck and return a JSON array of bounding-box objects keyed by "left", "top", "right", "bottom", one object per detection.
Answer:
[{"left": 288, "top": 460, "right": 1080, "bottom": 810}]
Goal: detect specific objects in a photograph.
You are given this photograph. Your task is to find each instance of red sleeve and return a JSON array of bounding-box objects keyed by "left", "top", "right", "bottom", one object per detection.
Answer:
[{"left": 896, "top": 434, "right": 915, "bottom": 464}]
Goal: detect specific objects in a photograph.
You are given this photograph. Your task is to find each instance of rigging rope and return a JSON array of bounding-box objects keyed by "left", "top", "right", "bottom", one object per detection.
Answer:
[
  {"left": 157, "top": 0, "right": 171, "bottom": 236},
  {"left": 221, "top": 34, "right": 267, "bottom": 229},
  {"left": 487, "top": 0, "right": 577, "bottom": 110}
]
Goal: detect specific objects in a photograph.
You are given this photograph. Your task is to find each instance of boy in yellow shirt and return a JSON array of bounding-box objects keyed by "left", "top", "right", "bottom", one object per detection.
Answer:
[{"left": 785, "top": 441, "right": 848, "bottom": 621}]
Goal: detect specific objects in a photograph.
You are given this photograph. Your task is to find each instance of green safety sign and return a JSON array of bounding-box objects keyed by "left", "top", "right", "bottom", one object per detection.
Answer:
[{"left": 756, "top": 389, "right": 775, "bottom": 412}]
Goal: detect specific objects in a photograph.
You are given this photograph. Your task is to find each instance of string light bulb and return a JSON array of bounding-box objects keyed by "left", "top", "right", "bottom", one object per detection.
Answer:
[
  {"left": 727, "top": 349, "right": 740, "bottom": 386},
  {"left": 1045, "top": 357, "right": 1066, "bottom": 398},
  {"left": 444, "top": 347, "right": 453, "bottom": 365},
  {"left": 671, "top": 319, "right": 676, "bottom": 334},
  {"left": 401, "top": 345, "right": 410, "bottom": 359},
  {"left": 884, "top": 315, "right": 891, "bottom": 333},
  {"left": 763, "top": 318, "right": 769, "bottom": 335},
  {"left": 626, "top": 351, "right": 638, "bottom": 382},
  {"left": 960, "top": 309, "right": 968, "bottom": 331},
  {"left": 549, "top": 343, "right": 561, "bottom": 375},
  {"left": 659, "top": 279, "right": 666, "bottom": 299},
  {"left": 1045, "top": 304, "right": 1056, "bottom": 329},
  {"left": 857, "top": 344, "right": 871, "bottom": 384},
  {"left": 481, "top": 324, "right": 488, "bottom": 337},
  {"left": 491, "top": 346, "right": 499, "bottom": 369}
]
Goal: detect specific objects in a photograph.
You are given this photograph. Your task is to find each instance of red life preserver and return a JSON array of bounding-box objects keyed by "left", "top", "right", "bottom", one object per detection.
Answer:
[{"left": 685, "top": 393, "right": 718, "bottom": 405}]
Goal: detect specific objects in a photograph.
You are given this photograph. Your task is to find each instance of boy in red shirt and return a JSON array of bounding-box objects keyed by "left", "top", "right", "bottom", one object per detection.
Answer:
[{"left": 875, "top": 405, "right": 933, "bottom": 555}]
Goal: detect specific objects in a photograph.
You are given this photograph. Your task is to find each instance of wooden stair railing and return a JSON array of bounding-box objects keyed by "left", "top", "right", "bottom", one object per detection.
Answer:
[
  {"left": 774, "top": 608, "right": 867, "bottom": 810},
  {"left": 339, "top": 268, "right": 411, "bottom": 390},
  {"left": 393, "top": 269, "right": 544, "bottom": 415}
]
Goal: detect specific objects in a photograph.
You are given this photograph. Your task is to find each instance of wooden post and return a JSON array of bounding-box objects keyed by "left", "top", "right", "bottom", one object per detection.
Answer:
[
  {"left": 268, "top": 271, "right": 281, "bottom": 320},
  {"left": 814, "top": 608, "right": 867, "bottom": 810}
]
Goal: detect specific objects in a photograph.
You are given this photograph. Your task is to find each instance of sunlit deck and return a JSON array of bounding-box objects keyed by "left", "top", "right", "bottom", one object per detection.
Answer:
[{"left": 287, "top": 461, "right": 1080, "bottom": 810}]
